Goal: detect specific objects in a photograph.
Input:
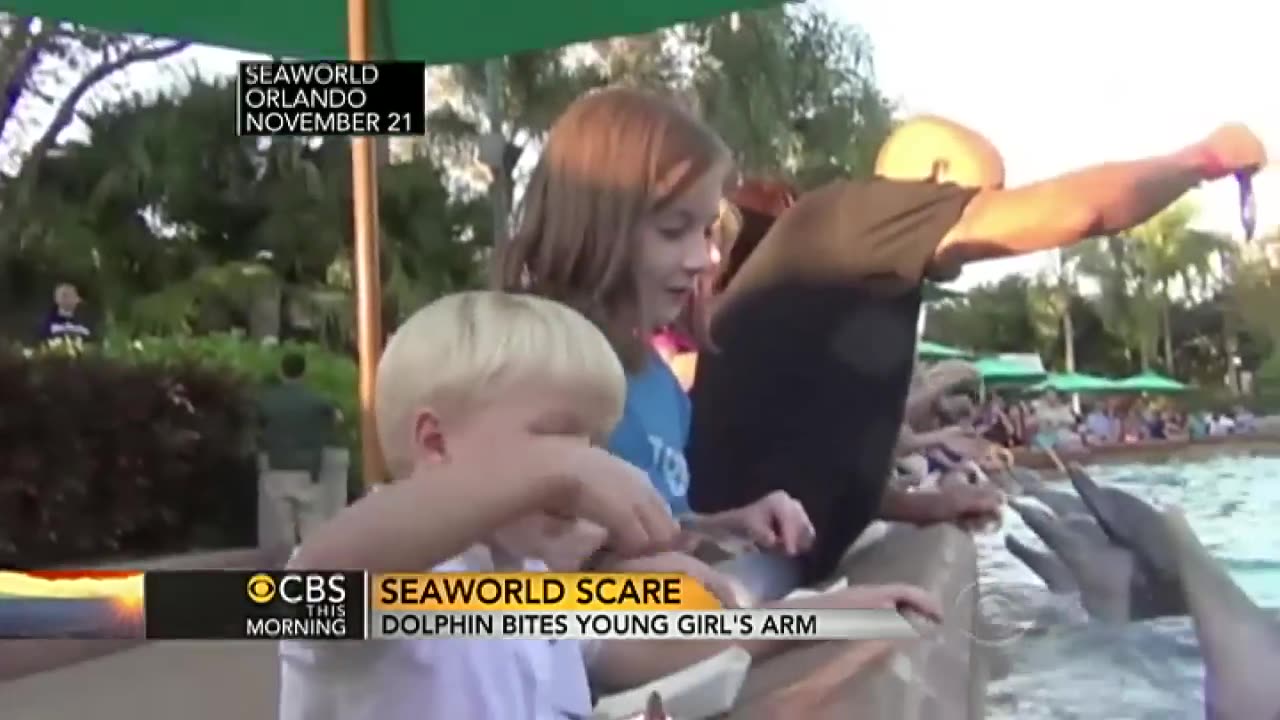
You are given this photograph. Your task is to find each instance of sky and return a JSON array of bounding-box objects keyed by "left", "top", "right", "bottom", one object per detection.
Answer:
[{"left": 110, "top": 0, "right": 1278, "bottom": 290}]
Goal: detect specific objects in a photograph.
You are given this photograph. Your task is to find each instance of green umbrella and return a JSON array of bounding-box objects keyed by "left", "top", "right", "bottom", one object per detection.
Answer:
[
  {"left": 1113, "top": 371, "right": 1189, "bottom": 393},
  {"left": 975, "top": 357, "right": 1048, "bottom": 385},
  {"left": 1029, "top": 371, "right": 1118, "bottom": 394},
  {"left": 3, "top": 0, "right": 780, "bottom": 61},
  {"left": 917, "top": 340, "right": 973, "bottom": 360}
]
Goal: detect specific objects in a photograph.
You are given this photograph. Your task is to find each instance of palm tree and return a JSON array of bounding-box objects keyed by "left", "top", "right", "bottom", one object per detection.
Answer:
[
  {"left": 1123, "top": 200, "right": 1232, "bottom": 373},
  {"left": 1068, "top": 201, "right": 1231, "bottom": 374},
  {"left": 1066, "top": 235, "right": 1153, "bottom": 369}
]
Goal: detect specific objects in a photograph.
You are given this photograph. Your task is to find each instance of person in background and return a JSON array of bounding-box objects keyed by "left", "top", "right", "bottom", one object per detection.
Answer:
[
  {"left": 1006, "top": 399, "right": 1030, "bottom": 447},
  {"left": 1145, "top": 405, "right": 1168, "bottom": 440},
  {"left": 1187, "top": 410, "right": 1209, "bottom": 439},
  {"left": 1209, "top": 411, "right": 1236, "bottom": 436},
  {"left": 1031, "top": 391, "right": 1075, "bottom": 449},
  {"left": 1233, "top": 404, "right": 1257, "bottom": 434},
  {"left": 38, "top": 282, "right": 93, "bottom": 344},
  {"left": 979, "top": 395, "right": 1016, "bottom": 449},
  {"left": 1082, "top": 401, "right": 1117, "bottom": 445},
  {"left": 257, "top": 352, "right": 342, "bottom": 545}
]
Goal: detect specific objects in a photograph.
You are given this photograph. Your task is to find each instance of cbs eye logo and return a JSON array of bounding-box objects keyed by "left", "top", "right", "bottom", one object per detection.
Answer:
[
  {"left": 246, "top": 572, "right": 347, "bottom": 605},
  {"left": 247, "top": 574, "right": 277, "bottom": 604}
]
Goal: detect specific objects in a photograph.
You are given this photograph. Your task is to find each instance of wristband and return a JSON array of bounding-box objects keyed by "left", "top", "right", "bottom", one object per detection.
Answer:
[{"left": 1193, "top": 146, "right": 1230, "bottom": 181}]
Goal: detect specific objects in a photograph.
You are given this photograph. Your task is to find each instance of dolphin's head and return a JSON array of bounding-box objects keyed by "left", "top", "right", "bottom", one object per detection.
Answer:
[
  {"left": 1164, "top": 508, "right": 1280, "bottom": 720},
  {"left": 1067, "top": 465, "right": 1183, "bottom": 605}
]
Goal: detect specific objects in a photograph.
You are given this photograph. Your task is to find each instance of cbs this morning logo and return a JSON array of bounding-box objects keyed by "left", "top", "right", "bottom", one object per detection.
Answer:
[
  {"left": 244, "top": 572, "right": 351, "bottom": 639},
  {"left": 246, "top": 572, "right": 347, "bottom": 605}
]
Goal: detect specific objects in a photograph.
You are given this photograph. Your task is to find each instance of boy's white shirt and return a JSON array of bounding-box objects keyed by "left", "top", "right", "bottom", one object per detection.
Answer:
[{"left": 279, "top": 544, "right": 600, "bottom": 720}]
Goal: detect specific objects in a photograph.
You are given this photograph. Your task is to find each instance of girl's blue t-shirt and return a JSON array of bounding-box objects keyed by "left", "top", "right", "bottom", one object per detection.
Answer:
[{"left": 606, "top": 354, "right": 692, "bottom": 515}]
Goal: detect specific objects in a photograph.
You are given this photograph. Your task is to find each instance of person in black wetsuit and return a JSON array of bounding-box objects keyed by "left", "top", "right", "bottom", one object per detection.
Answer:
[{"left": 687, "top": 116, "right": 1267, "bottom": 583}]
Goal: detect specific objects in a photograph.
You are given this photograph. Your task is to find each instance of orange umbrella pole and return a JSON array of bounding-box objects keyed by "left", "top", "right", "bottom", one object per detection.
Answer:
[{"left": 347, "top": 0, "right": 386, "bottom": 488}]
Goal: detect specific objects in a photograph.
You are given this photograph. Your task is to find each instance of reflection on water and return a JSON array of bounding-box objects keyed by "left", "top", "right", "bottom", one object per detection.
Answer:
[{"left": 982, "top": 455, "right": 1280, "bottom": 719}]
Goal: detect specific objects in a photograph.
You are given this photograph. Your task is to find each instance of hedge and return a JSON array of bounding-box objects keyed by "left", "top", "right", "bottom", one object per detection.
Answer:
[{"left": 0, "top": 334, "right": 358, "bottom": 567}]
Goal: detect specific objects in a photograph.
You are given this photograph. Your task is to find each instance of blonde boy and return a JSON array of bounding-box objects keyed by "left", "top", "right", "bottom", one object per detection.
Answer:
[{"left": 280, "top": 291, "right": 678, "bottom": 720}]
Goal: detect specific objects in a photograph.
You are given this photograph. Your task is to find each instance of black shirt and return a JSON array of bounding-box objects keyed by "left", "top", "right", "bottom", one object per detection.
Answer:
[
  {"left": 687, "top": 179, "right": 978, "bottom": 582},
  {"left": 39, "top": 308, "right": 92, "bottom": 343}
]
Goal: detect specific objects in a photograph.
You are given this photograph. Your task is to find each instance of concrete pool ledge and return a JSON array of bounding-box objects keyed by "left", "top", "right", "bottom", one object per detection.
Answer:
[{"left": 729, "top": 523, "right": 982, "bottom": 719}]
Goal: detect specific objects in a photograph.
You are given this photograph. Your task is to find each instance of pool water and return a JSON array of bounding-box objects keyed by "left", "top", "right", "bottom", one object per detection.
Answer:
[{"left": 980, "top": 455, "right": 1280, "bottom": 719}]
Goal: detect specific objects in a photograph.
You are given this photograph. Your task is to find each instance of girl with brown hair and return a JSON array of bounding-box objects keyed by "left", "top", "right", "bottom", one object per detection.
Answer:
[{"left": 493, "top": 89, "right": 815, "bottom": 560}]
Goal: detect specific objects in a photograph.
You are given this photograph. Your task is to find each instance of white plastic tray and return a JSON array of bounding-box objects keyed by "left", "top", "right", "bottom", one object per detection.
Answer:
[{"left": 592, "top": 647, "right": 752, "bottom": 720}]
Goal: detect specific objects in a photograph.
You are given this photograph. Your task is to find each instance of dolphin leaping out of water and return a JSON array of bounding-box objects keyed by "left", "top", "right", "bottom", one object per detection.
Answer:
[
  {"left": 1164, "top": 508, "right": 1280, "bottom": 720},
  {"left": 1004, "top": 464, "right": 1185, "bottom": 621}
]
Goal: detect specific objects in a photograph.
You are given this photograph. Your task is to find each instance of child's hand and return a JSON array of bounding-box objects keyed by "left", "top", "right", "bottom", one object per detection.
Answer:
[
  {"left": 603, "top": 552, "right": 749, "bottom": 609},
  {"left": 542, "top": 442, "right": 680, "bottom": 558},
  {"left": 710, "top": 491, "right": 815, "bottom": 556}
]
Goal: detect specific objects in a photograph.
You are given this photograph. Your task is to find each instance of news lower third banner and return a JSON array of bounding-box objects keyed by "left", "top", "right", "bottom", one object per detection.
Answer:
[
  {"left": 0, "top": 570, "right": 918, "bottom": 642},
  {"left": 371, "top": 609, "right": 915, "bottom": 641}
]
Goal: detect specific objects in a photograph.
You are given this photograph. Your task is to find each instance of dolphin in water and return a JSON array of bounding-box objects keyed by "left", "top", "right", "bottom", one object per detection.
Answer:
[
  {"left": 1005, "top": 464, "right": 1185, "bottom": 621},
  {"left": 1020, "top": 486, "right": 1089, "bottom": 520},
  {"left": 1164, "top": 508, "right": 1280, "bottom": 720},
  {"left": 1005, "top": 508, "right": 1113, "bottom": 595},
  {"left": 1004, "top": 465, "right": 1280, "bottom": 716}
]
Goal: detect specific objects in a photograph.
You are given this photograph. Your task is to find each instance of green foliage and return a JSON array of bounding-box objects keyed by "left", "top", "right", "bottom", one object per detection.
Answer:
[
  {"left": 1255, "top": 353, "right": 1280, "bottom": 413},
  {"left": 0, "top": 347, "right": 257, "bottom": 565},
  {"left": 1, "top": 333, "right": 361, "bottom": 562},
  {"left": 686, "top": 6, "right": 893, "bottom": 187},
  {"left": 1064, "top": 200, "right": 1235, "bottom": 371},
  {"left": 928, "top": 277, "right": 1041, "bottom": 355},
  {"left": 96, "top": 332, "right": 359, "bottom": 440}
]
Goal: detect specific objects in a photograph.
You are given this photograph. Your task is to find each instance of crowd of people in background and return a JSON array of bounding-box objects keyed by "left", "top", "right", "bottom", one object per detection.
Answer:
[{"left": 977, "top": 390, "right": 1261, "bottom": 452}]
